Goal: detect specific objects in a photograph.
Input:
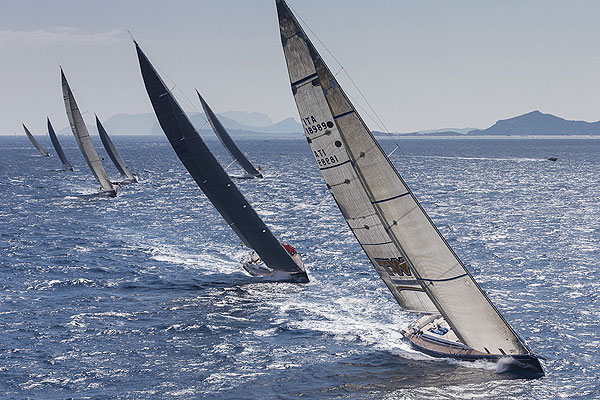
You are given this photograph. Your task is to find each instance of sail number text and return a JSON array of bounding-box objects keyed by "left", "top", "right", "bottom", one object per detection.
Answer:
[
  {"left": 313, "top": 148, "right": 339, "bottom": 167},
  {"left": 302, "top": 115, "right": 334, "bottom": 135},
  {"left": 375, "top": 257, "right": 412, "bottom": 277}
]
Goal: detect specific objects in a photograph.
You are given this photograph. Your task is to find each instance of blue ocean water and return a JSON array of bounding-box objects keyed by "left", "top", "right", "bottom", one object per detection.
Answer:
[{"left": 0, "top": 134, "right": 598, "bottom": 399}]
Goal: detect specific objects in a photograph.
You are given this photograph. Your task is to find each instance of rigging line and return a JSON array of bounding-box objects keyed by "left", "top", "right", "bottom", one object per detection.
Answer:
[
  {"left": 150, "top": 61, "right": 209, "bottom": 126},
  {"left": 287, "top": 3, "right": 387, "bottom": 134},
  {"left": 224, "top": 159, "right": 237, "bottom": 171},
  {"left": 288, "top": 2, "right": 418, "bottom": 180},
  {"left": 387, "top": 145, "right": 399, "bottom": 158}
]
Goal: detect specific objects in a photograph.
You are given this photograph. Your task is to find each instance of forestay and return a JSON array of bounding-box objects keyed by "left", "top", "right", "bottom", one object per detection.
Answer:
[
  {"left": 276, "top": 0, "right": 529, "bottom": 356},
  {"left": 61, "top": 69, "right": 115, "bottom": 193},
  {"left": 23, "top": 124, "right": 50, "bottom": 157},
  {"left": 95, "top": 116, "right": 137, "bottom": 181},
  {"left": 197, "top": 92, "right": 263, "bottom": 178},
  {"left": 47, "top": 118, "right": 73, "bottom": 170},
  {"left": 134, "top": 41, "right": 306, "bottom": 277}
]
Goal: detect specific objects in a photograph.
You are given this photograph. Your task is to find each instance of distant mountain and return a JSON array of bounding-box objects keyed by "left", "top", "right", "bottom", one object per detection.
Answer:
[
  {"left": 102, "top": 113, "right": 158, "bottom": 136},
  {"left": 393, "top": 127, "right": 477, "bottom": 136},
  {"left": 149, "top": 112, "right": 302, "bottom": 135},
  {"left": 468, "top": 110, "right": 600, "bottom": 136},
  {"left": 54, "top": 111, "right": 302, "bottom": 136},
  {"left": 220, "top": 111, "right": 272, "bottom": 127}
]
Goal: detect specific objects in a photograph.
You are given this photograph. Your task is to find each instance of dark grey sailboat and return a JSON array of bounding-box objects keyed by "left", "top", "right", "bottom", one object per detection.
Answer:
[
  {"left": 47, "top": 118, "right": 73, "bottom": 171},
  {"left": 95, "top": 115, "right": 138, "bottom": 183},
  {"left": 134, "top": 41, "right": 307, "bottom": 282},
  {"left": 276, "top": 0, "right": 543, "bottom": 376},
  {"left": 197, "top": 92, "right": 263, "bottom": 179},
  {"left": 23, "top": 124, "right": 50, "bottom": 157}
]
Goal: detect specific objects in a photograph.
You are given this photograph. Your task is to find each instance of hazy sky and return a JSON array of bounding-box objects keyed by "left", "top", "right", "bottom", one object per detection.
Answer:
[{"left": 2, "top": 0, "right": 600, "bottom": 135}]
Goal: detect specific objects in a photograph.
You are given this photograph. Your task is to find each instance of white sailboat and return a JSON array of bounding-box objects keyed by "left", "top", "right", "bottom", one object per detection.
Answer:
[
  {"left": 61, "top": 68, "right": 117, "bottom": 197},
  {"left": 275, "top": 0, "right": 543, "bottom": 377}
]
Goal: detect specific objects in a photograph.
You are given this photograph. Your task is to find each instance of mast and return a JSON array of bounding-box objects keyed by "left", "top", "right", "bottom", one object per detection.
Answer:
[
  {"left": 22, "top": 124, "right": 50, "bottom": 157},
  {"left": 276, "top": 0, "right": 531, "bottom": 356},
  {"left": 197, "top": 92, "right": 263, "bottom": 178},
  {"left": 61, "top": 68, "right": 116, "bottom": 194},
  {"left": 47, "top": 118, "right": 74, "bottom": 171},
  {"left": 95, "top": 115, "right": 137, "bottom": 181},
  {"left": 134, "top": 41, "right": 307, "bottom": 280}
]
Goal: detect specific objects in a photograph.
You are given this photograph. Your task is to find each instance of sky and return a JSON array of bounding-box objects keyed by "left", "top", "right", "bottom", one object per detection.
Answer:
[{"left": 1, "top": 0, "right": 600, "bottom": 135}]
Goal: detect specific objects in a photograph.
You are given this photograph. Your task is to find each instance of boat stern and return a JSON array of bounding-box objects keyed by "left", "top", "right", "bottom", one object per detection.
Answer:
[{"left": 402, "top": 315, "right": 545, "bottom": 378}]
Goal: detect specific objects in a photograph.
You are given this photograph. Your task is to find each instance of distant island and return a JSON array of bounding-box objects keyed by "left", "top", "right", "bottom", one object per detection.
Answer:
[
  {"left": 376, "top": 110, "right": 600, "bottom": 137},
  {"left": 50, "top": 109, "right": 600, "bottom": 137}
]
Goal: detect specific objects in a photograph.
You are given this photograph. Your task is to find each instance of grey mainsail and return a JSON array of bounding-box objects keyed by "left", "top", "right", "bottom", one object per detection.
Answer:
[
  {"left": 197, "top": 92, "right": 263, "bottom": 178},
  {"left": 47, "top": 118, "right": 73, "bottom": 171},
  {"left": 95, "top": 115, "right": 137, "bottom": 181},
  {"left": 61, "top": 68, "right": 116, "bottom": 195},
  {"left": 23, "top": 124, "right": 50, "bottom": 157},
  {"left": 134, "top": 41, "right": 307, "bottom": 280},
  {"left": 276, "top": 0, "right": 532, "bottom": 356}
]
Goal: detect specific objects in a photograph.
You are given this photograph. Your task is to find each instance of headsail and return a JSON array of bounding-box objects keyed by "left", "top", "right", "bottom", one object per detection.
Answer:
[
  {"left": 134, "top": 41, "right": 307, "bottom": 280},
  {"left": 95, "top": 115, "right": 137, "bottom": 181},
  {"left": 23, "top": 124, "right": 50, "bottom": 157},
  {"left": 47, "top": 118, "right": 73, "bottom": 171},
  {"left": 197, "top": 92, "right": 263, "bottom": 178},
  {"left": 61, "top": 68, "right": 115, "bottom": 194},
  {"left": 276, "top": 0, "right": 531, "bottom": 356}
]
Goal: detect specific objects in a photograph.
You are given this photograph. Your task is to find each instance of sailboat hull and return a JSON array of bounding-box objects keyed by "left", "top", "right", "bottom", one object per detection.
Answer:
[
  {"left": 402, "top": 316, "right": 544, "bottom": 378},
  {"left": 242, "top": 251, "right": 309, "bottom": 283}
]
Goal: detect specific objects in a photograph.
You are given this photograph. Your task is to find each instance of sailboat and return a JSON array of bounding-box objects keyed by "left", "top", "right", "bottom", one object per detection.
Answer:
[
  {"left": 95, "top": 115, "right": 139, "bottom": 183},
  {"left": 275, "top": 0, "right": 543, "bottom": 377},
  {"left": 134, "top": 41, "right": 308, "bottom": 282},
  {"left": 61, "top": 68, "right": 117, "bottom": 197},
  {"left": 22, "top": 124, "right": 50, "bottom": 157},
  {"left": 197, "top": 92, "right": 263, "bottom": 179},
  {"left": 47, "top": 118, "right": 74, "bottom": 171}
]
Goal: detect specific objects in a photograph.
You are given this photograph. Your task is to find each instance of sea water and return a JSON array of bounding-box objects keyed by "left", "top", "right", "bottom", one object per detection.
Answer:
[{"left": 0, "top": 134, "right": 598, "bottom": 399}]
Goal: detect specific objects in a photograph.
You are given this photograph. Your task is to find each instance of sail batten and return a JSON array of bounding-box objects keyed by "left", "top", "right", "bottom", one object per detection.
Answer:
[
  {"left": 23, "top": 124, "right": 50, "bottom": 157},
  {"left": 61, "top": 69, "right": 115, "bottom": 193},
  {"left": 277, "top": 0, "right": 530, "bottom": 354},
  {"left": 134, "top": 42, "right": 305, "bottom": 277},
  {"left": 95, "top": 116, "right": 137, "bottom": 181},
  {"left": 47, "top": 118, "right": 73, "bottom": 170},
  {"left": 197, "top": 92, "right": 262, "bottom": 178}
]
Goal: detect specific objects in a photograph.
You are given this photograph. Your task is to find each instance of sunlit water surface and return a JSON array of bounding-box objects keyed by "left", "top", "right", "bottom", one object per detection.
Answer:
[{"left": 0, "top": 134, "right": 598, "bottom": 399}]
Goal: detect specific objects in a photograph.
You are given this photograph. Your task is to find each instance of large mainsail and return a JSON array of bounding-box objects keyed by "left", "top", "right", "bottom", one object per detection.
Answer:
[
  {"left": 61, "top": 68, "right": 115, "bottom": 194},
  {"left": 47, "top": 118, "right": 73, "bottom": 171},
  {"left": 23, "top": 124, "right": 50, "bottom": 157},
  {"left": 95, "top": 115, "right": 137, "bottom": 181},
  {"left": 134, "top": 41, "right": 306, "bottom": 279},
  {"left": 197, "top": 92, "right": 263, "bottom": 178},
  {"left": 276, "top": 0, "right": 530, "bottom": 356}
]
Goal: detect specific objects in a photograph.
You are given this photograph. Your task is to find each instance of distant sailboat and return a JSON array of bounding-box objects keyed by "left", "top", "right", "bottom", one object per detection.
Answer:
[
  {"left": 61, "top": 68, "right": 117, "bottom": 196},
  {"left": 197, "top": 92, "right": 263, "bottom": 179},
  {"left": 47, "top": 118, "right": 74, "bottom": 171},
  {"left": 95, "top": 115, "right": 138, "bottom": 182},
  {"left": 276, "top": 0, "right": 543, "bottom": 376},
  {"left": 22, "top": 124, "right": 50, "bottom": 157},
  {"left": 135, "top": 41, "right": 307, "bottom": 282}
]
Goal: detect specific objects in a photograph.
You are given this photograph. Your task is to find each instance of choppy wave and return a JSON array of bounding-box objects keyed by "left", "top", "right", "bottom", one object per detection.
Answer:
[{"left": 0, "top": 136, "right": 598, "bottom": 398}]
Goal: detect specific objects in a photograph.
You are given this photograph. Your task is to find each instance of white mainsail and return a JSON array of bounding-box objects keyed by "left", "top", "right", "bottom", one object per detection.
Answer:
[
  {"left": 61, "top": 69, "right": 115, "bottom": 193},
  {"left": 276, "top": 0, "right": 529, "bottom": 356}
]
